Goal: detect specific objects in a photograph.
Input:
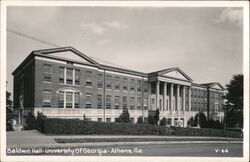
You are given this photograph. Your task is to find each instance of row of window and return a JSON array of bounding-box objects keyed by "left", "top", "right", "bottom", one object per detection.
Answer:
[
  {"left": 43, "top": 64, "right": 148, "bottom": 92},
  {"left": 42, "top": 90, "right": 148, "bottom": 109}
]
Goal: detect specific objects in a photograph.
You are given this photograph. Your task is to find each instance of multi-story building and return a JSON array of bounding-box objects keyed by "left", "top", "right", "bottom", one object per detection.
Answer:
[{"left": 12, "top": 47, "right": 225, "bottom": 127}]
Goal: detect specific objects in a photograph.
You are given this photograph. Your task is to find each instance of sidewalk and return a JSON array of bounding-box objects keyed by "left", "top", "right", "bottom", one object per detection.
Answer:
[{"left": 6, "top": 130, "right": 243, "bottom": 148}]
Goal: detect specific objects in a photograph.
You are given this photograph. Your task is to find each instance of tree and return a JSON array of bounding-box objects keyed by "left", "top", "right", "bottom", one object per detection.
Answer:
[
  {"left": 6, "top": 91, "right": 13, "bottom": 131},
  {"left": 160, "top": 117, "right": 167, "bottom": 126},
  {"left": 137, "top": 116, "right": 144, "bottom": 124},
  {"left": 117, "top": 109, "right": 131, "bottom": 123},
  {"left": 187, "top": 117, "right": 195, "bottom": 127},
  {"left": 154, "top": 109, "right": 160, "bottom": 125},
  {"left": 147, "top": 115, "right": 154, "bottom": 125},
  {"left": 225, "top": 74, "right": 243, "bottom": 128}
]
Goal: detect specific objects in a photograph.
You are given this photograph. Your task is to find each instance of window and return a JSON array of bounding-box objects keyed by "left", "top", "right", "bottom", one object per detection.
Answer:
[
  {"left": 106, "top": 118, "right": 111, "bottom": 122},
  {"left": 114, "top": 77, "right": 120, "bottom": 90},
  {"left": 130, "top": 118, "right": 135, "bottom": 124},
  {"left": 58, "top": 91, "right": 64, "bottom": 108},
  {"left": 58, "top": 91, "right": 80, "bottom": 108},
  {"left": 130, "top": 79, "right": 135, "bottom": 91},
  {"left": 130, "top": 97, "right": 135, "bottom": 109},
  {"left": 123, "top": 96, "right": 127, "bottom": 109},
  {"left": 143, "top": 98, "right": 148, "bottom": 110},
  {"left": 43, "top": 90, "right": 51, "bottom": 107},
  {"left": 85, "top": 93, "right": 92, "bottom": 108},
  {"left": 106, "top": 95, "right": 111, "bottom": 109},
  {"left": 137, "top": 97, "right": 142, "bottom": 109},
  {"left": 98, "top": 118, "right": 102, "bottom": 122},
  {"left": 66, "top": 92, "right": 73, "bottom": 108},
  {"left": 97, "top": 73, "right": 103, "bottom": 88},
  {"left": 151, "top": 99, "right": 155, "bottom": 106},
  {"left": 59, "top": 67, "right": 64, "bottom": 84},
  {"left": 75, "top": 69, "right": 80, "bottom": 85},
  {"left": 114, "top": 96, "right": 120, "bottom": 109},
  {"left": 144, "top": 81, "right": 148, "bottom": 93},
  {"left": 106, "top": 75, "right": 112, "bottom": 89},
  {"left": 43, "top": 64, "right": 52, "bottom": 82},
  {"left": 74, "top": 92, "right": 80, "bottom": 108},
  {"left": 123, "top": 78, "right": 128, "bottom": 91},
  {"left": 85, "top": 79, "right": 92, "bottom": 87},
  {"left": 97, "top": 94, "right": 102, "bottom": 109},
  {"left": 137, "top": 80, "right": 142, "bottom": 92},
  {"left": 66, "top": 68, "right": 73, "bottom": 84}
]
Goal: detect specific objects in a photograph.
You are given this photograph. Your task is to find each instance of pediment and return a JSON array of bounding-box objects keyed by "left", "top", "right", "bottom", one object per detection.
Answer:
[
  {"left": 158, "top": 68, "right": 192, "bottom": 82},
  {"left": 163, "top": 70, "right": 188, "bottom": 81},
  {"left": 210, "top": 83, "right": 224, "bottom": 90},
  {"left": 49, "top": 51, "right": 92, "bottom": 64},
  {"left": 34, "top": 47, "right": 99, "bottom": 66}
]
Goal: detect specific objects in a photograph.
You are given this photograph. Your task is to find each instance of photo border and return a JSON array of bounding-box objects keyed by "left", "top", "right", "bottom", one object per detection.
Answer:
[{"left": 1, "top": 1, "right": 249, "bottom": 162}]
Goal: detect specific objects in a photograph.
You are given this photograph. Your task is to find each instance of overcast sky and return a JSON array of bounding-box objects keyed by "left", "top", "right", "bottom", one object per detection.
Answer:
[{"left": 7, "top": 6, "right": 243, "bottom": 97}]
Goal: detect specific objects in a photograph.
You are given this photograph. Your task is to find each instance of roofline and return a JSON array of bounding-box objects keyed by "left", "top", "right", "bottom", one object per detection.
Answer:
[
  {"left": 100, "top": 64, "right": 148, "bottom": 77},
  {"left": 12, "top": 52, "right": 34, "bottom": 75},
  {"left": 33, "top": 46, "right": 100, "bottom": 66},
  {"left": 149, "top": 67, "right": 193, "bottom": 82}
]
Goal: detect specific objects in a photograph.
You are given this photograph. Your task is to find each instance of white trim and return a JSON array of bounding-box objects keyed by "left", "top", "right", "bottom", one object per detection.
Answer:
[
  {"left": 191, "top": 86, "right": 207, "bottom": 90},
  {"left": 158, "top": 76, "right": 191, "bottom": 86},
  {"left": 97, "top": 69, "right": 104, "bottom": 72},
  {"left": 209, "top": 88, "right": 225, "bottom": 93},
  {"left": 106, "top": 70, "right": 143, "bottom": 79},
  {"left": 74, "top": 63, "right": 98, "bottom": 70},
  {"left": 35, "top": 56, "right": 66, "bottom": 64}
]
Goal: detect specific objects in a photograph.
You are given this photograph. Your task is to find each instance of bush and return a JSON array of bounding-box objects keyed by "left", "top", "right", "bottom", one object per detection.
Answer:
[
  {"left": 137, "top": 116, "right": 144, "bottom": 124},
  {"left": 116, "top": 109, "right": 131, "bottom": 123},
  {"left": 36, "top": 111, "right": 47, "bottom": 132},
  {"left": 160, "top": 117, "right": 167, "bottom": 126},
  {"left": 41, "top": 118, "right": 173, "bottom": 135},
  {"left": 24, "top": 112, "right": 37, "bottom": 130}
]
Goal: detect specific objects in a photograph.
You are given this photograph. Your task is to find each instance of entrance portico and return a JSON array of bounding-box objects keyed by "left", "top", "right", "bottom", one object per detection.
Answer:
[{"left": 148, "top": 67, "right": 193, "bottom": 127}]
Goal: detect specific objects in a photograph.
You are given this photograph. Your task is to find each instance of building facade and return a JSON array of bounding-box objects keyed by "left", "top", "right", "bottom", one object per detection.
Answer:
[{"left": 12, "top": 47, "right": 225, "bottom": 127}]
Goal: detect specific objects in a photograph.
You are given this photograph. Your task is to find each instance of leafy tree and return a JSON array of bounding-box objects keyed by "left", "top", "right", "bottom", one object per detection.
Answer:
[
  {"left": 137, "top": 116, "right": 144, "bottom": 124},
  {"left": 187, "top": 117, "right": 195, "bottom": 127},
  {"left": 193, "top": 112, "right": 208, "bottom": 128},
  {"left": 24, "top": 112, "right": 36, "bottom": 130},
  {"left": 117, "top": 109, "right": 131, "bottom": 123},
  {"left": 6, "top": 91, "right": 13, "bottom": 131},
  {"left": 199, "top": 112, "right": 207, "bottom": 128},
  {"left": 160, "top": 117, "right": 167, "bottom": 126},
  {"left": 36, "top": 111, "right": 47, "bottom": 132},
  {"left": 225, "top": 74, "right": 243, "bottom": 128},
  {"left": 147, "top": 115, "right": 154, "bottom": 125},
  {"left": 154, "top": 109, "right": 160, "bottom": 125}
]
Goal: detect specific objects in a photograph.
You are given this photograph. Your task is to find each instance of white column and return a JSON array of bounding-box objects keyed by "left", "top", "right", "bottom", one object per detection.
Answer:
[
  {"left": 156, "top": 81, "right": 160, "bottom": 110},
  {"left": 163, "top": 82, "right": 167, "bottom": 111},
  {"left": 170, "top": 83, "right": 173, "bottom": 111},
  {"left": 72, "top": 92, "right": 75, "bottom": 109},
  {"left": 64, "top": 67, "right": 66, "bottom": 84},
  {"left": 177, "top": 85, "right": 180, "bottom": 111},
  {"left": 73, "top": 69, "right": 75, "bottom": 85},
  {"left": 64, "top": 92, "right": 66, "bottom": 108},
  {"left": 182, "top": 86, "right": 185, "bottom": 111},
  {"left": 189, "top": 87, "right": 191, "bottom": 111}
]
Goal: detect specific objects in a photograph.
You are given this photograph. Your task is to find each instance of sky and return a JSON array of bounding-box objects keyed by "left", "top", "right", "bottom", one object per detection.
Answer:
[{"left": 6, "top": 6, "right": 243, "bottom": 98}]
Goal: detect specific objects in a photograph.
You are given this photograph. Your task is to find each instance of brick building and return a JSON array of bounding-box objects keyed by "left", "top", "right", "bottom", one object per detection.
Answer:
[{"left": 12, "top": 47, "right": 225, "bottom": 127}]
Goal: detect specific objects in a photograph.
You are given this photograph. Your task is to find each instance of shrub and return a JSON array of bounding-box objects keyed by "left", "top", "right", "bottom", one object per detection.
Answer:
[
  {"left": 160, "top": 117, "right": 167, "bottom": 126},
  {"left": 41, "top": 118, "right": 173, "bottom": 135},
  {"left": 24, "top": 112, "right": 37, "bottom": 130},
  {"left": 117, "top": 109, "right": 131, "bottom": 123},
  {"left": 147, "top": 115, "right": 154, "bottom": 125},
  {"left": 36, "top": 111, "right": 47, "bottom": 132},
  {"left": 137, "top": 116, "right": 144, "bottom": 124}
]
